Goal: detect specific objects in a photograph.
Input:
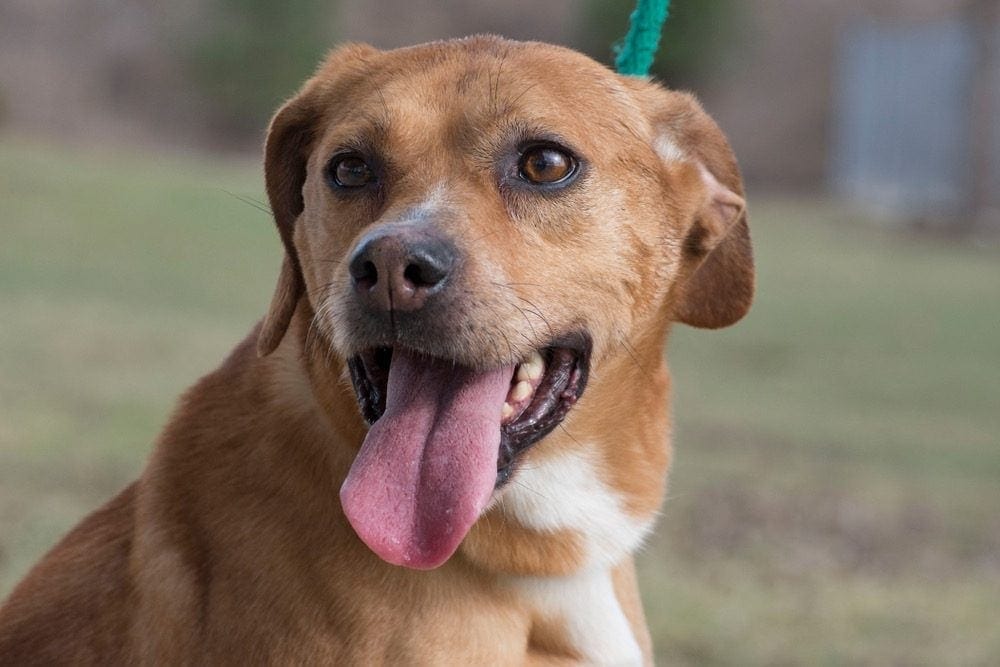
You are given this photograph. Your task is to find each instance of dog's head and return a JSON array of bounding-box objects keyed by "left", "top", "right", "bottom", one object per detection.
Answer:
[{"left": 258, "top": 37, "right": 752, "bottom": 570}]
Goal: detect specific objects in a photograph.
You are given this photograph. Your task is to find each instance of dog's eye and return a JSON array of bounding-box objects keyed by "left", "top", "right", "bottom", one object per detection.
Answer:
[
  {"left": 328, "top": 154, "right": 375, "bottom": 188},
  {"left": 519, "top": 146, "right": 577, "bottom": 185}
]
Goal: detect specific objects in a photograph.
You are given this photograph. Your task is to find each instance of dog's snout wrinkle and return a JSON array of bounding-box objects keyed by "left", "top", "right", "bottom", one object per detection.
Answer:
[{"left": 349, "top": 227, "right": 457, "bottom": 313}]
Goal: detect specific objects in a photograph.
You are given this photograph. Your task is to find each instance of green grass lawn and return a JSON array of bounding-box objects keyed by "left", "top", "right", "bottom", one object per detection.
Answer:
[{"left": 2, "top": 138, "right": 998, "bottom": 664}]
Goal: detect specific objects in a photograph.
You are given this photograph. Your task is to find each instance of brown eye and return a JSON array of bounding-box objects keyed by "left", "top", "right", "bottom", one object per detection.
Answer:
[
  {"left": 518, "top": 146, "right": 577, "bottom": 185},
  {"left": 329, "top": 154, "right": 375, "bottom": 188}
]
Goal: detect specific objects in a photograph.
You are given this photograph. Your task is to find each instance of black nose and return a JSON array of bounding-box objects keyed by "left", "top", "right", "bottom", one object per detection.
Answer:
[{"left": 348, "top": 226, "right": 457, "bottom": 312}]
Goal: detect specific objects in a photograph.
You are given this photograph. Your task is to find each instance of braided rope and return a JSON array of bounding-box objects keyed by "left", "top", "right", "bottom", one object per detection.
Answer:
[{"left": 614, "top": 0, "right": 671, "bottom": 76}]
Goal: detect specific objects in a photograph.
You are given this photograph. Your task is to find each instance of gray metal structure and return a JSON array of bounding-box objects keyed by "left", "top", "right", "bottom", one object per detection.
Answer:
[{"left": 832, "top": 18, "right": 999, "bottom": 224}]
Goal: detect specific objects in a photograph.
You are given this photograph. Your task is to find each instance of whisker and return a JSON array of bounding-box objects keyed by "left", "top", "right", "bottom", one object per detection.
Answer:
[
  {"left": 221, "top": 189, "right": 272, "bottom": 216},
  {"left": 490, "top": 281, "right": 543, "bottom": 289},
  {"left": 617, "top": 334, "right": 655, "bottom": 383},
  {"left": 505, "top": 81, "right": 541, "bottom": 111},
  {"left": 509, "top": 477, "right": 553, "bottom": 503},
  {"left": 557, "top": 423, "right": 586, "bottom": 451}
]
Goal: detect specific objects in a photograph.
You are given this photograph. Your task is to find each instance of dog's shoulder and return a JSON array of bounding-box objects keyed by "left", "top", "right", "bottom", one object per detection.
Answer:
[{"left": 0, "top": 484, "right": 136, "bottom": 664}]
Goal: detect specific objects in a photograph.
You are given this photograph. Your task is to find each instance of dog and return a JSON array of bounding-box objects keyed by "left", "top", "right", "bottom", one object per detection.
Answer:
[{"left": 0, "top": 36, "right": 752, "bottom": 664}]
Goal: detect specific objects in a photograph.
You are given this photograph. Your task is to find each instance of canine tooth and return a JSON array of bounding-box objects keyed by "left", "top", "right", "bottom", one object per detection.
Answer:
[
  {"left": 517, "top": 350, "right": 544, "bottom": 382},
  {"left": 501, "top": 402, "right": 515, "bottom": 420},
  {"left": 511, "top": 380, "right": 533, "bottom": 403}
]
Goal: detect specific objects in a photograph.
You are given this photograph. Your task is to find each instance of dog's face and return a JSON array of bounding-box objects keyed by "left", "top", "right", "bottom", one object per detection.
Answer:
[{"left": 258, "top": 37, "right": 752, "bottom": 569}]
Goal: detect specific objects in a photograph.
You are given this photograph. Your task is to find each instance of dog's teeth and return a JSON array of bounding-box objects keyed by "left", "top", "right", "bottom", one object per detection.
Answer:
[
  {"left": 501, "top": 402, "right": 515, "bottom": 420},
  {"left": 516, "top": 350, "right": 545, "bottom": 382},
  {"left": 511, "top": 380, "right": 533, "bottom": 403},
  {"left": 526, "top": 358, "right": 544, "bottom": 381}
]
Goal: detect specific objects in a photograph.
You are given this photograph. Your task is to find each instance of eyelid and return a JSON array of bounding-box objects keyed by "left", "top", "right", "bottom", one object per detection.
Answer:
[{"left": 518, "top": 139, "right": 574, "bottom": 156}]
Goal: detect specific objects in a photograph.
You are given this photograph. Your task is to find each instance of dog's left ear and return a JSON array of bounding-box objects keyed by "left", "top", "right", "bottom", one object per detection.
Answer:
[
  {"left": 258, "top": 43, "right": 379, "bottom": 356},
  {"left": 640, "top": 87, "right": 755, "bottom": 329},
  {"left": 675, "top": 159, "right": 752, "bottom": 329}
]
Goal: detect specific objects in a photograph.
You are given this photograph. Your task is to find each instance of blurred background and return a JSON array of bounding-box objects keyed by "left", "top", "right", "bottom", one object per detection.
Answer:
[{"left": 1, "top": 0, "right": 998, "bottom": 663}]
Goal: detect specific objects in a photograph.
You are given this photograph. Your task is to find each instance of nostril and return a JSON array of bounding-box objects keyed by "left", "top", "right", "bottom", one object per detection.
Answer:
[
  {"left": 350, "top": 253, "right": 379, "bottom": 291},
  {"left": 403, "top": 261, "right": 446, "bottom": 288},
  {"left": 358, "top": 260, "right": 378, "bottom": 289},
  {"left": 402, "top": 243, "right": 455, "bottom": 290}
]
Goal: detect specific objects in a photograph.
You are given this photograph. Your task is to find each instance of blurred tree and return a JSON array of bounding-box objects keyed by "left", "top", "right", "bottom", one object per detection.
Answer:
[
  {"left": 184, "top": 0, "right": 333, "bottom": 145},
  {"left": 580, "top": 0, "right": 740, "bottom": 89}
]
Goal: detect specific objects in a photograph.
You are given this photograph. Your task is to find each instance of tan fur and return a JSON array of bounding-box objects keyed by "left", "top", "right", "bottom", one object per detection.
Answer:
[{"left": 0, "top": 36, "right": 752, "bottom": 664}]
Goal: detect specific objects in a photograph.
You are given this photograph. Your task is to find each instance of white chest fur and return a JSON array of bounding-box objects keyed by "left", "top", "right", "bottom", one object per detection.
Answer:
[
  {"left": 498, "top": 446, "right": 654, "bottom": 569},
  {"left": 512, "top": 568, "right": 643, "bottom": 665},
  {"left": 499, "top": 446, "right": 654, "bottom": 664}
]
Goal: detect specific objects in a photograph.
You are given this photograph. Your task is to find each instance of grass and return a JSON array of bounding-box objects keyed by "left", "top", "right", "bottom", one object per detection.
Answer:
[
  {"left": 648, "top": 199, "right": 1000, "bottom": 664},
  {"left": 1, "top": 138, "right": 998, "bottom": 664}
]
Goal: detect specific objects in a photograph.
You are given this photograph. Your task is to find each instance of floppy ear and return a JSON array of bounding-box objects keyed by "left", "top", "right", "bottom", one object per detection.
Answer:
[
  {"left": 257, "top": 43, "right": 379, "bottom": 356},
  {"left": 257, "top": 92, "right": 317, "bottom": 357},
  {"left": 647, "top": 89, "right": 755, "bottom": 329},
  {"left": 674, "top": 161, "right": 753, "bottom": 329},
  {"left": 256, "top": 101, "right": 311, "bottom": 355}
]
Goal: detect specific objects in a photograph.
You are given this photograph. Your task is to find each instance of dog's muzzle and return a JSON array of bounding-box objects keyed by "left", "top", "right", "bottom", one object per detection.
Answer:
[{"left": 336, "top": 222, "right": 591, "bottom": 570}]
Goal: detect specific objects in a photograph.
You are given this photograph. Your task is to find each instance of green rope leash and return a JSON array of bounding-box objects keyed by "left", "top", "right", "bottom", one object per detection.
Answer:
[{"left": 614, "top": 0, "right": 671, "bottom": 76}]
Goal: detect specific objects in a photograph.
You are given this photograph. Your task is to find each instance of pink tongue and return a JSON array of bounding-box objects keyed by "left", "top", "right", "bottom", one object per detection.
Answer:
[{"left": 340, "top": 349, "right": 513, "bottom": 569}]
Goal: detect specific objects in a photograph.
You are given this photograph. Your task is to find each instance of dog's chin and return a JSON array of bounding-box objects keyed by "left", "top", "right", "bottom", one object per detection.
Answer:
[{"left": 346, "top": 333, "right": 592, "bottom": 487}]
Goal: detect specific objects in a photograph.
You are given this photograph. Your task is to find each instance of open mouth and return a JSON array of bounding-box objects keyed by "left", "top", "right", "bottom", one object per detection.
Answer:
[
  {"left": 347, "top": 336, "right": 591, "bottom": 484},
  {"left": 340, "top": 334, "right": 590, "bottom": 569}
]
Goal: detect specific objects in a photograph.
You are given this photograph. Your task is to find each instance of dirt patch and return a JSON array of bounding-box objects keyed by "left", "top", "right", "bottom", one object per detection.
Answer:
[{"left": 657, "top": 425, "right": 1000, "bottom": 582}]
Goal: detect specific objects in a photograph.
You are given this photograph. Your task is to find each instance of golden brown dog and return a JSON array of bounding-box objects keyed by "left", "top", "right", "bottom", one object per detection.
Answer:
[{"left": 0, "top": 36, "right": 752, "bottom": 664}]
